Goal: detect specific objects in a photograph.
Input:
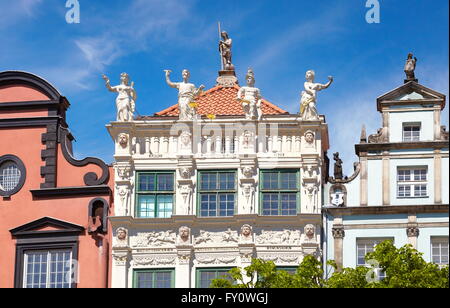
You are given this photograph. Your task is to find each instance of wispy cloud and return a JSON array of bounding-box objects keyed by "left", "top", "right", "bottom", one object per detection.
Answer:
[{"left": 0, "top": 0, "right": 43, "bottom": 28}]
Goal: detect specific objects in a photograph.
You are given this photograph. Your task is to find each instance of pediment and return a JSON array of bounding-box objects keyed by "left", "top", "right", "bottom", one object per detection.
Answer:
[
  {"left": 10, "top": 217, "right": 84, "bottom": 237},
  {"left": 376, "top": 81, "right": 446, "bottom": 111}
]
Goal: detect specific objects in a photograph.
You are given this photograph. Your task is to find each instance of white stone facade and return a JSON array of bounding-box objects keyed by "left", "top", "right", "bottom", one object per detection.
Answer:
[{"left": 107, "top": 114, "right": 329, "bottom": 288}]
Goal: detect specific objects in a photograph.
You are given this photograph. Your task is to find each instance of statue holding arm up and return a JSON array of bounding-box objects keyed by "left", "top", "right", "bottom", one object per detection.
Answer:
[
  {"left": 102, "top": 73, "right": 137, "bottom": 122},
  {"left": 300, "top": 70, "right": 333, "bottom": 120},
  {"left": 164, "top": 69, "right": 205, "bottom": 121}
]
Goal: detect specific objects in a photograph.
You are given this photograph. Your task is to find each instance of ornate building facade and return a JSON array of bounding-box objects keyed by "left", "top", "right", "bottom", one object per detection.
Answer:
[
  {"left": 0, "top": 71, "right": 113, "bottom": 288},
  {"left": 323, "top": 59, "right": 449, "bottom": 274},
  {"left": 107, "top": 38, "right": 332, "bottom": 287}
]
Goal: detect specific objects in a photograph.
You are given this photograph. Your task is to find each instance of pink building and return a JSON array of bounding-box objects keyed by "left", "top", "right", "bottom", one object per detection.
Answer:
[{"left": 0, "top": 71, "right": 113, "bottom": 288}]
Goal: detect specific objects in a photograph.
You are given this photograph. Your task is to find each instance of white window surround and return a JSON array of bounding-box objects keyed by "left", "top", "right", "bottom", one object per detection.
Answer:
[
  {"left": 397, "top": 167, "right": 428, "bottom": 198},
  {"left": 356, "top": 238, "right": 394, "bottom": 266},
  {"left": 402, "top": 123, "right": 421, "bottom": 142},
  {"left": 431, "top": 237, "right": 449, "bottom": 266}
]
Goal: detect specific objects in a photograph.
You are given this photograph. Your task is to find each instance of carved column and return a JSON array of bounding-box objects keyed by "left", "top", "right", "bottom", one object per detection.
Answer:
[
  {"left": 238, "top": 242, "right": 255, "bottom": 285},
  {"left": 176, "top": 244, "right": 193, "bottom": 288},
  {"left": 332, "top": 225, "right": 345, "bottom": 271},
  {"left": 176, "top": 158, "right": 195, "bottom": 215},
  {"left": 111, "top": 249, "right": 130, "bottom": 288},
  {"left": 406, "top": 226, "right": 419, "bottom": 249}
]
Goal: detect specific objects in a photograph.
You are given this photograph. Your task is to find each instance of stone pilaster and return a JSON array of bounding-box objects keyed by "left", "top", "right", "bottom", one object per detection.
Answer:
[
  {"left": 176, "top": 245, "right": 193, "bottom": 288},
  {"left": 332, "top": 225, "right": 345, "bottom": 271}
]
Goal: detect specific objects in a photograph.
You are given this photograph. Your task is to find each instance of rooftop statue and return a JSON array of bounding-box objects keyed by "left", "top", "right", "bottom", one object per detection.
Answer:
[
  {"left": 237, "top": 68, "right": 262, "bottom": 120},
  {"left": 404, "top": 53, "right": 418, "bottom": 83},
  {"left": 299, "top": 70, "right": 333, "bottom": 120},
  {"left": 219, "top": 31, "right": 234, "bottom": 71},
  {"left": 102, "top": 73, "right": 137, "bottom": 122},
  {"left": 164, "top": 69, "right": 205, "bottom": 121}
]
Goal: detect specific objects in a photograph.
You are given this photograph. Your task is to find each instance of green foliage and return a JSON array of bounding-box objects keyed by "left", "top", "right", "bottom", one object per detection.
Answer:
[
  {"left": 211, "top": 240, "right": 449, "bottom": 288},
  {"left": 365, "top": 240, "right": 449, "bottom": 288}
]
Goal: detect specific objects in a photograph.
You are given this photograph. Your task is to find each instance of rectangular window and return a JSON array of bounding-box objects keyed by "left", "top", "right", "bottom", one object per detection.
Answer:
[
  {"left": 134, "top": 269, "right": 174, "bottom": 288},
  {"left": 403, "top": 123, "right": 421, "bottom": 142},
  {"left": 356, "top": 238, "right": 393, "bottom": 266},
  {"left": 198, "top": 171, "right": 236, "bottom": 217},
  {"left": 136, "top": 172, "right": 174, "bottom": 218},
  {"left": 196, "top": 268, "right": 232, "bottom": 288},
  {"left": 397, "top": 167, "right": 428, "bottom": 198},
  {"left": 23, "top": 249, "right": 72, "bottom": 288},
  {"left": 431, "top": 237, "right": 449, "bottom": 265},
  {"left": 260, "top": 170, "right": 299, "bottom": 216}
]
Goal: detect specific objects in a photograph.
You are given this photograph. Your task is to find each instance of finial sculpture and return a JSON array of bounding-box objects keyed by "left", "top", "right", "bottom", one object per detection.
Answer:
[
  {"left": 333, "top": 152, "right": 343, "bottom": 180},
  {"left": 404, "top": 53, "right": 418, "bottom": 83},
  {"left": 219, "top": 30, "right": 234, "bottom": 71},
  {"left": 102, "top": 73, "right": 137, "bottom": 122},
  {"left": 164, "top": 69, "right": 205, "bottom": 121},
  {"left": 299, "top": 70, "right": 333, "bottom": 120},
  {"left": 237, "top": 68, "right": 262, "bottom": 120}
]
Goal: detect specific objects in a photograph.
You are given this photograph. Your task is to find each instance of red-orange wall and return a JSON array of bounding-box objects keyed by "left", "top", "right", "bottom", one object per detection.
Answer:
[{"left": 0, "top": 79, "right": 113, "bottom": 288}]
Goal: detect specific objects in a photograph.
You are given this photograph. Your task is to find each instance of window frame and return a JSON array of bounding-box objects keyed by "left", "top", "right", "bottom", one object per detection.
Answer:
[
  {"left": 0, "top": 154, "right": 26, "bottom": 197},
  {"left": 196, "top": 267, "right": 233, "bottom": 288},
  {"left": 133, "top": 268, "right": 175, "bottom": 288},
  {"left": 431, "top": 236, "right": 449, "bottom": 266},
  {"left": 356, "top": 238, "right": 394, "bottom": 267},
  {"left": 402, "top": 123, "right": 421, "bottom": 142},
  {"left": 23, "top": 248, "right": 73, "bottom": 288},
  {"left": 259, "top": 169, "right": 300, "bottom": 216},
  {"left": 197, "top": 170, "right": 237, "bottom": 217},
  {"left": 135, "top": 171, "right": 175, "bottom": 218},
  {"left": 396, "top": 167, "right": 428, "bottom": 199}
]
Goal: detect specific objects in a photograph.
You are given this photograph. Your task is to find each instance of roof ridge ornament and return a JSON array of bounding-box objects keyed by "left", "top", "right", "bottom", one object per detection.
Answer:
[
  {"left": 404, "top": 53, "right": 418, "bottom": 83},
  {"left": 216, "top": 24, "right": 238, "bottom": 87}
]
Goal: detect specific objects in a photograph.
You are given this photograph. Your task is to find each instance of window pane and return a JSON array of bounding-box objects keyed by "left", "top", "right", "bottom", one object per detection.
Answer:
[
  {"left": 200, "top": 194, "right": 217, "bottom": 217},
  {"left": 262, "top": 193, "right": 279, "bottom": 216},
  {"left": 157, "top": 195, "right": 173, "bottom": 218},
  {"left": 199, "top": 270, "right": 231, "bottom": 288},
  {"left": 24, "top": 250, "right": 71, "bottom": 288},
  {"left": 263, "top": 172, "right": 279, "bottom": 190},
  {"left": 280, "top": 193, "right": 297, "bottom": 215},
  {"left": 136, "top": 272, "right": 154, "bottom": 288},
  {"left": 218, "top": 194, "right": 234, "bottom": 216},
  {"left": 0, "top": 162, "right": 21, "bottom": 192},
  {"left": 280, "top": 172, "right": 297, "bottom": 190},
  {"left": 218, "top": 173, "right": 235, "bottom": 190},
  {"left": 157, "top": 174, "right": 174, "bottom": 191},
  {"left": 139, "top": 174, "right": 155, "bottom": 191},
  {"left": 138, "top": 195, "right": 155, "bottom": 218}
]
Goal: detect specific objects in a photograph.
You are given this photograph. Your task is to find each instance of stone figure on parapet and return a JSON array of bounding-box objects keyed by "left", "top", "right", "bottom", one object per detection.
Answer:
[
  {"left": 219, "top": 30, "right": 234, "bottom": 71},
  {"left": 404, "top": 53, "right": 418, "bottom": 83},
  {"left": 102, "top": 73, "right": 137, "bottom": 122},
  {"left": 299, "top": 70, "right": 333, "bottom": 120},
  {"left": 333, "top": 152, "right": 344, "bottom": 180},
  {"left": 237, "top": 68, "right": 262, "bottom": 120},
  {"left": 164, "top": 69, "right": 205, "bottom": 121}
]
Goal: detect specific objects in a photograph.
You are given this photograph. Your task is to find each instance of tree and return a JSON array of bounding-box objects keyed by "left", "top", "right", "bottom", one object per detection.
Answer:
[
  {"left": 211, "top": 241, "right": 449, "bottom": 288},
  {"left": 210, "top": 256, "right": 324, "bottom": 288}
]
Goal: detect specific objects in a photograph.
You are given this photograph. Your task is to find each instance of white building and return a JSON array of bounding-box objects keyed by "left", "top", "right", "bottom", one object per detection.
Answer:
[
  {"left": 323, "top": 67, "right": 449, "bottom": 274},
  {"left": 107, "top": 66, "right": 330, "bottom": 288}
]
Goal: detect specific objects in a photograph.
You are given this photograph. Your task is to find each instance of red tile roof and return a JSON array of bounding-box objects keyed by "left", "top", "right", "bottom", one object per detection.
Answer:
[{"left": 152, "top": 85, "right": 288, "bottom": 117}]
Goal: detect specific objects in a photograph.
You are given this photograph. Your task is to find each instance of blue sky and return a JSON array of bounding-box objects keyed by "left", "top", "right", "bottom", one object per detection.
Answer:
[{"left": 1, "top": 0, "right": 448, "bottom": 174}]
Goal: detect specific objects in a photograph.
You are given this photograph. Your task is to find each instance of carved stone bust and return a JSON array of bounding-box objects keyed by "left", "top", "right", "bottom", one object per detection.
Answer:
[
  {"left": 304, "top": 224, "right": 315, "bottom": 239},
  {"left": 180, "top": 131, "right": 192, "bottom": 149},
  {"left": 178, "top": 226, "right": 191, "bottom": 244},
  {"left": 118, "top": 133, "right": 129, "bottom": 148},
  {"left": 116, "top": 227, "right": 128, "bottom": 241},
  {"left": 240, "top": 224, "right": 253, "bottom": 242},
  {"left": 304, "top": 130, "right": 315, "bottom": 145}
]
